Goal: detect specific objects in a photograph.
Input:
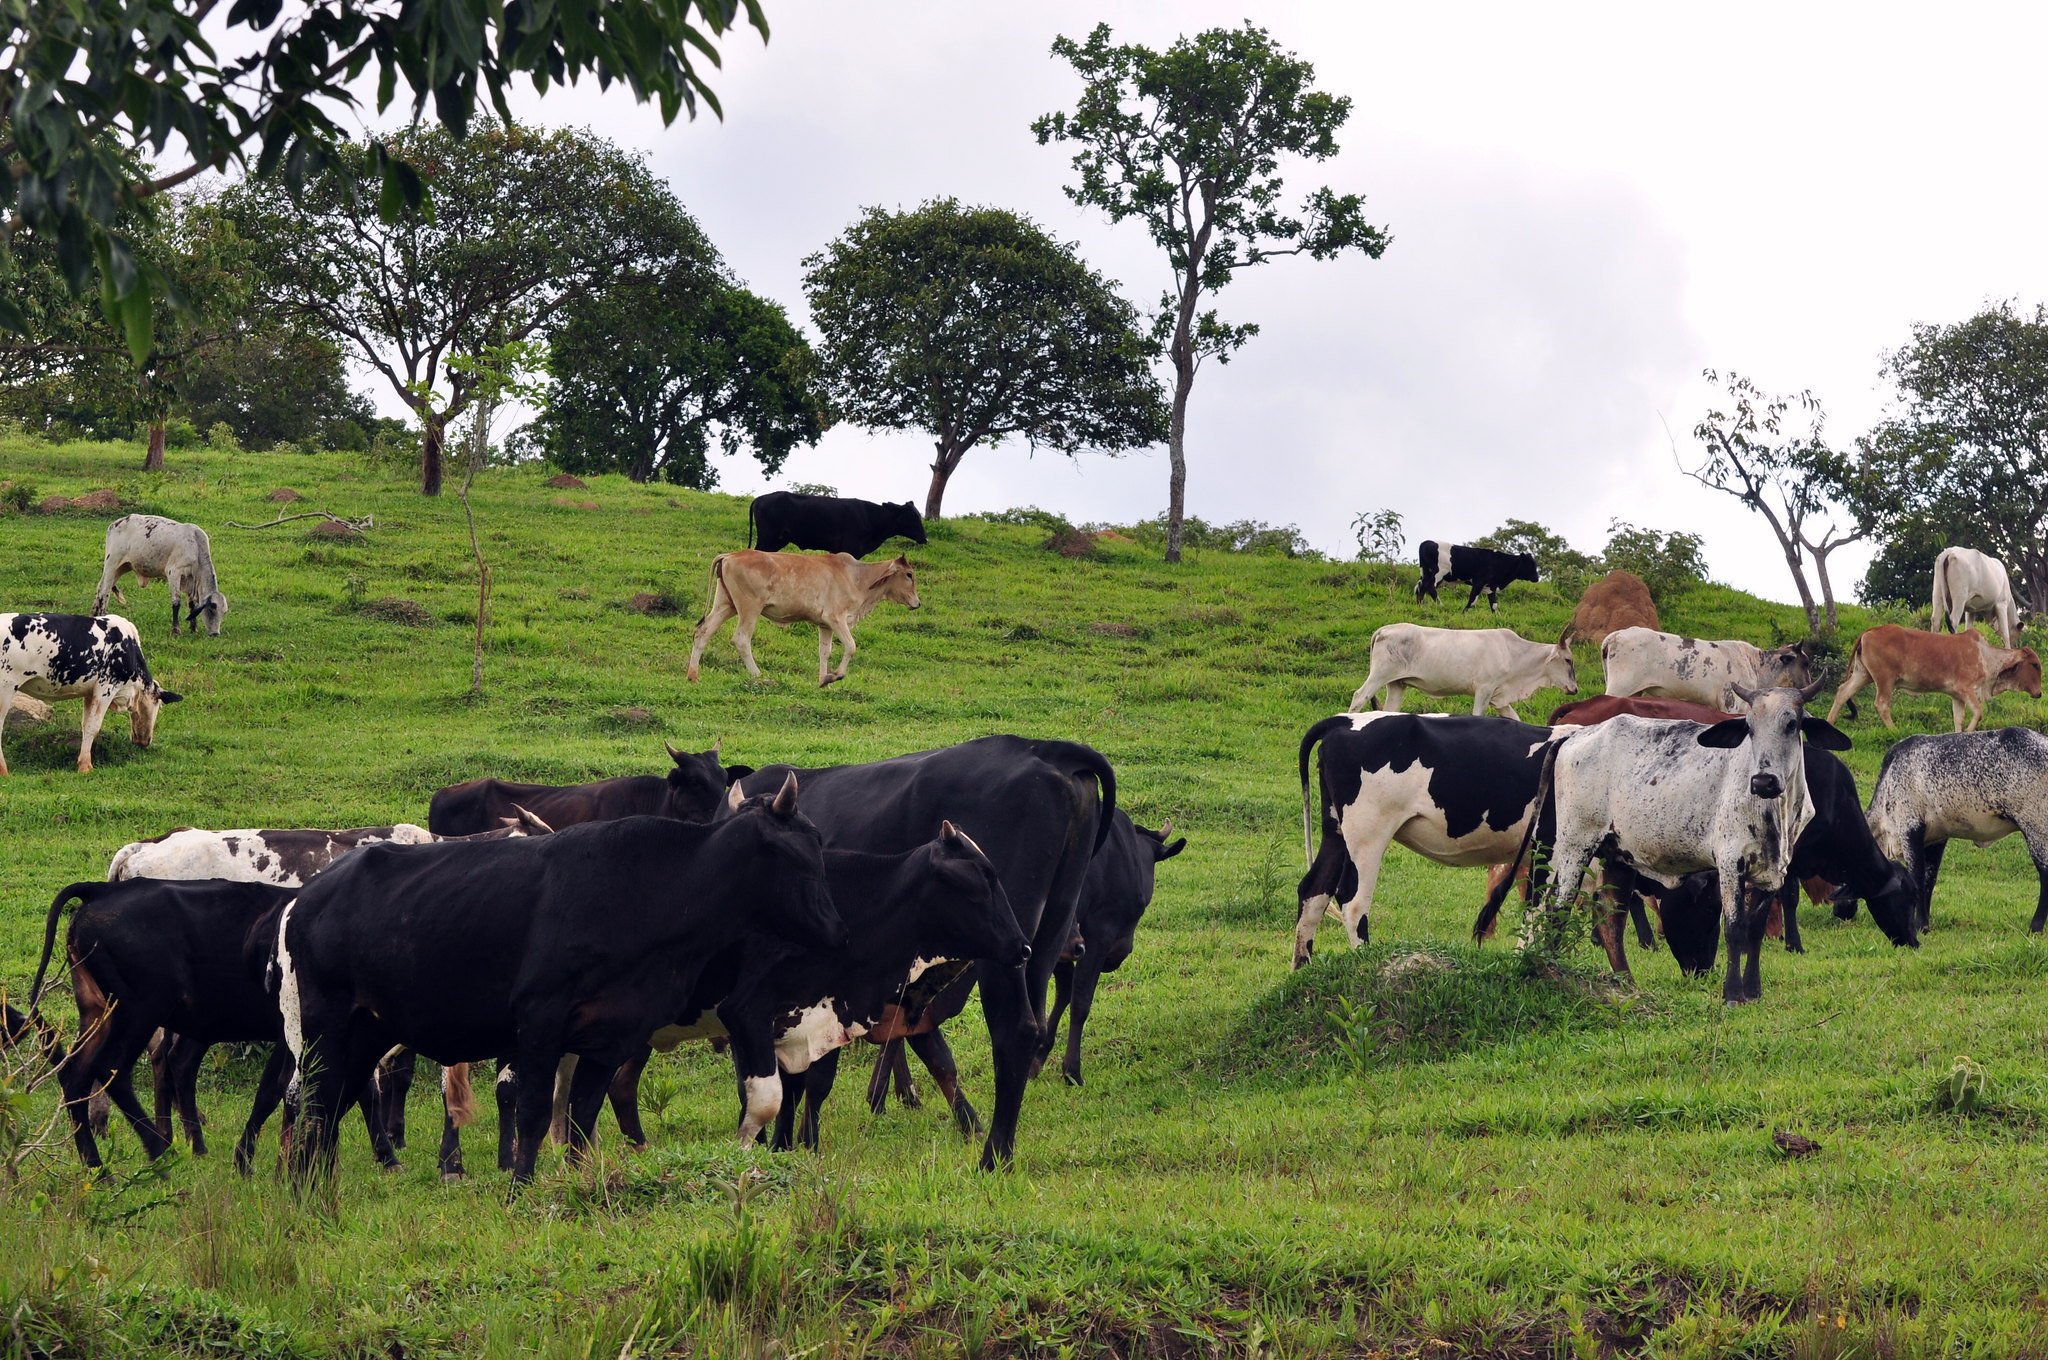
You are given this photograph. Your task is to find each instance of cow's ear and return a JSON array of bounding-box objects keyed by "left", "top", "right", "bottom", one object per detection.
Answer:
[
  {"left": 157, "top": 689, "right": 184, "bottom": 704},
  {"left": 723, "top": 763, "right": 755, "bottom": 784},
  {"left": 1696, "top": 719, "right": 1748, "bottom": 748},
  {"left": 1801, "top": 717, "right": 1853, "bottom": 751},
  {"left": 726, "top": 781, "right": 746, "bottom": 811},
  {"left": 1157, "top": 836, "right": 1188, "bottom": 861}
]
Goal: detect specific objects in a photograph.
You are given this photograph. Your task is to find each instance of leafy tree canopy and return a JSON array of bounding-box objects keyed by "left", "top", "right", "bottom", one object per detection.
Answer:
[{"left": 803, "top": 197, "right": 1168, "bottom": 518}]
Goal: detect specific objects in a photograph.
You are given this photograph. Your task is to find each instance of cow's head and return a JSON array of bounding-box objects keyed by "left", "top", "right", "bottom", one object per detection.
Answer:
[
  {"left": 910, "top": 822, "right": 1029, "bottom": 968},
  {"left": 890, "top": 502, "right": 929, "bottom": 545},
  {"left": 188, "top": 590, "right": 228, "bottom": 637},
  {"left": 1550, "top": 625, "right": 1580, "bottom": 696},
  {"left": 877, "top": 556, "right": 920, "bottom": 610},
  {"left": 1755, "top": 641, "right": 1816, "bottom": 691},
  {"left": 1510, "top": 552, "right": 1540, "bottom": 585},
  {"left": 497, "top": 804, "right": 555, "bottom": 837},
  {"left": 1994, "top": 646, "right": 2043, "bottom": 700},
  {"left": 128, "top": 681, "right": 183, "bottom": 747},
  {"left": 663, "top": 739, "right": 749, "bottom": 821},
  {"left": 1697, "top": 679, "right": 1846, "bottom": 800},
  {"left": 1861, "top": 861, "right": 1922, "bottom": 948},
  {"left": 723, "top": 772, "right": 845, "bottom": 953},
  {"left": 1090, "top": 817, "right": 1187, "bottom": 973}
]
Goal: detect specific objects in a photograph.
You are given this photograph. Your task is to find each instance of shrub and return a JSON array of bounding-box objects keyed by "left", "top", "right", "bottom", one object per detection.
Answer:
[
  {"left": 972, "top": 505, "right": 1072, "bottom": 533},
  {"left": 1601, "top": 519, "right": 1709, "bottom": 602},
  {"left": 161, "top": 417, "right": 202, "bottom": 449},
  {"left": 269, "top": 440, "right": 304, "bottom": 456},
  {"left": 205, "top": 421, "right": 240, "bottom": 451},
  {"left": 1350, "top": 507, "right": 1406, "bottom": 563},
  {"left": 785, "top": 481, "right": 838, "bottom": 497},
  {"left": 1, "top": 483, "right": 35, "bottom": 514},
  {"left": 1120, "top": 513, "right": 1323, "bottom": 558}
]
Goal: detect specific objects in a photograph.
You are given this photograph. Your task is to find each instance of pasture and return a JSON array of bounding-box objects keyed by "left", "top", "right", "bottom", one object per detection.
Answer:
[{"left": 3, "top": 439, "right": 2047, "bottom": 1359}]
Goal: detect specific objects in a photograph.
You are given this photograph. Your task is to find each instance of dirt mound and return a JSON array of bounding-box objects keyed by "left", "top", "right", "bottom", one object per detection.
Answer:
[
  {"left": 362, "top": 597, "right": 433, "bottom": 626},
  {"left": 1089, "top": 621, "right": 1138, "bottom": 637},
  {"left": 545, "top": 474, "right": 588, "bottom": 489},
  {"left": 36, "top": 489, "right": 122, "bottom": 513},
  {"left": 627, "top": 592, "right": 681, "bottom": 615},
  {"left": 552, "top": 496, "right": 600, "bottom": 510},
  {"left": 1044, "top": 527, "right": 1099, "bottom": 559},
  {"left": 268, "top": 488, "right": 303, "bottom": 502},
  {"left": 1572, "top": 570, "right": 1659, "bottom": 643},
  {"left": 307, "top": 519, "right": 363, "bottom": 541}
]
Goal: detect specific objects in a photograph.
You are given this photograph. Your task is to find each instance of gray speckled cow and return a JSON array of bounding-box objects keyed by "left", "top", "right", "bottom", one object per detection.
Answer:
[
  {"left": 1866, "top": 727, "right": 2048, "bottom": 932},
  {"left": 94, "top": 514, "right": 228, "bottom": 636}
]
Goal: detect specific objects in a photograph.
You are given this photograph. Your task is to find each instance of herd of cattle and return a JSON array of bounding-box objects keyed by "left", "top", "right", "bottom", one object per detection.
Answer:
[{"left": 1, "top": 501, "right": 2044, "bottom": 1194}]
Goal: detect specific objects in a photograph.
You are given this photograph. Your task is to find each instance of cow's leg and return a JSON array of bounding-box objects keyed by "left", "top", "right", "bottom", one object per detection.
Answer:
[
  {"left": 1348, "top": 663, "right": 1393, "bottom": 713},
  {"left": 1780, "top": 883, "right": 1804, "bottom": 954},
  {"left": 378, "top": 1049, "right": 416, "bottom": 1149},
  {"left": 235, "top": 1045, "right": 294, "bottom": 1175},
  {"left": 149, "top": 1031, "right": 175, "bottom": 1145},
  {"left": 1526, "top": 847, "right": 1592, "bottom": 952},
  {"left": 798, "top": 1049, "right": 841, "bottom": 1151},
  {"left": 495, "top": 1061, "right": 518, "bottom": 1171},
  {"left": 92, "top": 563, "right": 122, "bottom": 616},
  {"left": 771, "top": 1066, "right": 807, "bottom": 1152},
  {"left": 1463, "top": 581, "right": 1484, "bottom": 611},
  {"left": 549, "top": 1056, "right": 576, "bottom": 1146},
  {"left": 1826, "top": 658, "right": 1869, "bottom": 726},
  {"left": 866, "top": 1037, "right": 904, "bottom": 1115},
  {"left": 815, "top": 626, "right": 837, "bottom": 687},
  {"left": 167, "top": 1034, "right": 209, "bottom": 1153},
  {"left": 1716, "top": 875, "right": 1752, "bottom": 1004},
  {"left": 437, "top": 1062, "right": 476, "bottom": 1181},
  {"left": 1486, "top": 586, "right": 1501, "bottom": 612},
  {"left": 1919, "top": 839, "right": 1949, "bottom": 930},
  {"left": 168, "top": 589, "right": 181, "bottom": 636},
  {"left": 909, "top": 1027, "right": 979, "bottom": 1137},
  {"left": 1335, "top": 824, "right": 1397, "bottom": 950},
  {"left": 295, "top": 1024, "right": 389, "bottom": 1185},
  {"left": 74, "top": 688, "right": 113, "bottom": 772},
  {"left": 0, "top": 684, "right": 12, "bottom": 775},
  {"left": 1295, "top": 822, "right": 1353, "bottom": 968},
  {"left": 722, "top": 1015, "right": 783, "bottom": 1147},
  {"left": 1590, "top": 880, "right": 1632, "bottom": 977},
  {"left": 823, "top": 618, "right": 858, "bottom": 686},
  {"left": 1873, "top": 677, "right": 1898, "bottom": 730},
  {"left": 606, "top": 1047, "right": 653, "bottom": 1149},
  {"left": 685, "top": 592, "right": 737, "bottom": 682},
  {"left": 61, "top": 1007, "right": 161, "bottom": 1170},
  {"left": 730, "top": 612, "right": 766, "bottom": 679},
  {"left": 975, "top": 961, "right": 1038, "bottom": 1171},
  {"left": 509, "top": 1045, "right": 566, "bottom": 1186},
  {"left": 888, "top": 1042, "right": 920, "bottom": 1107},
  {"left": 1036, "top": 958, "right": 1074, "bottom": 1074},
  {"left": 1060, "top": 952, "right": 1106, "bottom": 1087},
  {"left": 563, "top": 1057, "right": 619, "bottom": 1162},
  {"left": 1742, "top": 887, "right": 1767, "bottom": 1001}
]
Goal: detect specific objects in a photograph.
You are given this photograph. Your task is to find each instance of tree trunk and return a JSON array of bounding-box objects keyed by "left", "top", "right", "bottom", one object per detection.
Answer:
[
  {"left": 1165, "top": 354, "right": 1193, "bottom": 564},
  {"left": 1811, "top": 547, "right": 1839, "bottom": 630},
  {"left": 924, "top": 443, "right": 964, "bottom": 520},
  {"left": 1776, "top": 540, "right": 1819, "bottom": 634},
  {"left": 421, "top": 414, "right": 445, "bottom": 496},
  {"left": 142, "top": 418, "right": 166, "bottom": 472}
]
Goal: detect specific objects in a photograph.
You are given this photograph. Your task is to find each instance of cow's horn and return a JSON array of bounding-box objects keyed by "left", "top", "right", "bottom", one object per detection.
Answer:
[
  {"left": 726, "top": 781, "right": 746, "bottom": 811},
  {"left": 1159, "top": 817, "right": 1173, "bottom": 840},
  {"left": 1730, "top": 681, "right": 1760, "bottom": 705},
  {"left": 710, "top": 736, "right": 721, "bottom": 757},
  {"left": 664, "top": 740, "right": 684, "bottom": 763},
  {"left": 771, "top": 771, "right": 799, "bottom": 814},
  {"left": 1796, "top": 677, "right": 1826, "bottom": 704},
  {"left": 511, "top": 803, "right": 553, "bottom": 833}
]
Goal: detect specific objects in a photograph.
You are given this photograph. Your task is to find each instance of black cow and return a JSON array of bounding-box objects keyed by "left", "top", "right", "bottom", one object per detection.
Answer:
[
  {"left": 1556, "top": 747, "right": 1921, "bottom": 976},
  {"left": 730, "top": 735, "right": 1114, "bottom": 1169},
  {"left": 426, "top": 742, "right": 748, "bottom": 837},
  {"left": 748, "top": 491, "right": 928, "bottom": 559},
  {"left": 529, "top": 822, "right": 1033, "bottom": 1159},
  {"left": 1035, "top": 811, "right": 1185, "bottom": 1087},
  {"left": 1414, "top": 541, "right": 1540, "bottom": 613},
  {"left": 23, "top": 879, "right": 399, "bottom": 1173},
  {"left": 278, "top": 776, "right": 843, "bottom": 1186}
]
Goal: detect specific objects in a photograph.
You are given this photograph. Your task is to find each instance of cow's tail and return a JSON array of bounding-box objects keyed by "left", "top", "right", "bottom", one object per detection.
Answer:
[
  {"left": 1036, "top": 741, "right": 1118, "bottom": 852},
  {"left": 1298, "top": 716, "right": 1355, "bottom": 870},
  {"left": 1931, "top": 551, "right": 1952, "bottom": 632},
  {"left": 1473, "top": 740, "right": 1561, "bottom": 942},
  {"left": 699, "top": 553, "right": 731, "bottom": 625},
  {"left": 746, "top": 498, "right": 757, "bottom": 550},
  {"left": 29, "top": 882, "right": 105, "bottom": 1015},
  {"left": 442, "top": 1062, "right": 477, "bottom": 1128},
  {"left": 1841, "top": 632, "right": 1864, "bottom": 720}
]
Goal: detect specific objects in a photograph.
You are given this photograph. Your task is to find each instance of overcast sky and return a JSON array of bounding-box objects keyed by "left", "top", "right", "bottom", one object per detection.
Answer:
[{"left": 423, "top": 2, "right": 2048, "bottom": 602}]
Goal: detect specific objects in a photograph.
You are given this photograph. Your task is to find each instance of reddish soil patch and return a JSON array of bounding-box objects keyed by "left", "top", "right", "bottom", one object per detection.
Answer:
[
  {"left": 307, "top": 519, "right": 363, "bottom": 540},
  {"left": 269, "top": 488, "right": 303, "bottom": 502},
  {"left": 1044, "top": 527, "right": 1100, "bottom": 559},
  {"left": 627, "top": 592, "right": 680, "bottom": 615},
  {"left": 545, "top": 474, "right": 588, "bottom": 489}
]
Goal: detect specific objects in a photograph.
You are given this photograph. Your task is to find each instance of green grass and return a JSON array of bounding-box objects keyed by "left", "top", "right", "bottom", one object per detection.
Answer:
[{"left": 3, "top": 439, "right": 2047, "bottom": 1358}]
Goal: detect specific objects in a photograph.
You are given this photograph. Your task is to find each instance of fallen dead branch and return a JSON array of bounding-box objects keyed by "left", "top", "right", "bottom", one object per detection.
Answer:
[{"left": 223, "top": 510, "right": 375, "bottom": 532}]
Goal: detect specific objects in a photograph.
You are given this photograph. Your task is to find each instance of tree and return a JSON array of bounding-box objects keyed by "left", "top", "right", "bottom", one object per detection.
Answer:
[
  {"left": 1601, "top": 520, "right": 1710, "bottom": 604},
  {"left": 226, "top": 123, "right": 689, "bottom": 494},
  {"left": 1035, "top": 23, "right": 1388, "bottom": 561},
  {"left": 1853, "top": 302, "right": 2048, "bottom": 618},
  {"left": 178, "top": 323, "right": 372, "bottom": 451},
  {"left": 1683, "top": 370, "right": 1865, "bottom": 631},
  {"left": 802, "top": 199, "right": 1168, "bottom": 518},
  {"left": 537, "top": 255, "right": 828, "bottom": 487},
  {"left": 2, "top": 0, "right": 766, "bottom": 355}
]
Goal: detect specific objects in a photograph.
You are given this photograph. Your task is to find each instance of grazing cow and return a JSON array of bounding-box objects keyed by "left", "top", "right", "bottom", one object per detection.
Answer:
[
  {"left": 427, "top": 743, "right": 747, "bottom": 836},
  {"left": 1602, "top": 626, "right": 1813, "bottom": 712},
  {"left": 687, "top": 550, "right": 920, "bottom": 687},
  {"left": 1035, "top": 812, "right": 1185, "bottom": 1087},
  {"left": 1414, "top": 541, "right": 1540, "bottom": 612},
  {"left": 1570, "top": 570, "right": 1659, "bottom": 645},
  {"left": 1932, "top": 546, "right": 2019, "bottom": 648},
  {"left": 1825, "top": 624, "right": 2041, "bottom": 733},
  {"left": 0, "top": 613, "right": 181, "bottom": 775},
  {"left": 538, "top": 823, "right": 1031, "bottom": 1159},
  {"left": 1296, "top": 713, "right": 1559, "bottom": 969},
  {"left": 1481, "top": 681, "right": 1849, "bottom": 1003},
  {"left": 93, "top": 514, "right": 228, "bottom": 636},
  {"left": 26, "top": 879, "right": 308, "bottom": 1172},
  {"left": 749, "top": 491, "right": 928, "bottom": 559},
  {"left": 728, "top": 735, "right": 1114, "bottom": 1169},
  {"left": 1864, "top": 728, "right": 2048, "bottom": 933},
  {"left": 1349, "top": 622, "right": 1578, "bottom": 720},
  {"left": 277, "top": 776, "right": 843, "bottom": 1186}
]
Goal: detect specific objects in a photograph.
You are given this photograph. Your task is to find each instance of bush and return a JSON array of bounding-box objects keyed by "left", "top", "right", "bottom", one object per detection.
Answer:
[
  {"left": 971, "top": 505, "right": 1073, "bottom": 533},
  {"left": 785, "top": 482, "right": 838, "bottom": 497},
  {"left": 205, "top": 422, "right": 240, "bottom": 452},
  {"left": 1119, "top": 513, "right": 1323, "bottom": 559},
  {"left": 268, "top": 440, "right": 304, "bottom": 456},
  {"left": 1601, "top": 519, "right": 1709, "bottom": 602},
  {"left": 1, "top": 483, "right": 36, "bottom": 514},
  {"left": 161, "top": 417, "right": 202, "bottom": 449}
]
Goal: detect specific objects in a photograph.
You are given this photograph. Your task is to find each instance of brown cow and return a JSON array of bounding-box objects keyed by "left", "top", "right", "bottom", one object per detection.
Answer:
[
  {"left": 1826, "top": 625, "right": 2042, "bottom": 732},
  {"left": 686, "top": 550, "right": 921, "bottom": 687}
]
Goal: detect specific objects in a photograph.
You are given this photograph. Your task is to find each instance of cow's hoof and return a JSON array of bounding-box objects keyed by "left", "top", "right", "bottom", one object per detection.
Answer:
[
  {"left": 950, "top": 1098, "right": 981, "bottom": 1139},
  {"left": 1025, "top": 1055, "right": 1044, "bottom": 1080},
  {"left": 440, "top": 1170, "right": 466, "bottom": 1184},
  {"left": 1061, "top": 1067, "right": 1083, "bottom": 1088}
]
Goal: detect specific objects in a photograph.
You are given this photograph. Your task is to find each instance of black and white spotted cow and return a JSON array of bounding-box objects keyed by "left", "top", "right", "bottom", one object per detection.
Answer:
[
  {"left": 1295, "top": 712, "right": 1559, "bottom": 968},
  {"left": 1414, "top": 541, "right": 1540, "bottom": 612},
  {"left": 1482, "top": 680, "right": 1849, "bottom": 1003},
  {"left": 0, "top": 612, "right": 181, "bottom": 775},
  {"left": 1864, "top": 727, "right": 2048, "bottom": 933}
]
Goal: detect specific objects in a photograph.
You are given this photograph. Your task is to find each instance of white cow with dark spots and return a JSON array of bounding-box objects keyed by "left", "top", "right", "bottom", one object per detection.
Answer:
[
  {"left": 1866, "top": 727, "right": 2048, "bottom": 932},
  {"left": 1602, "top": 626, "right": 1815, "bottom": 713},
  {"left": 0, "top": 612, "right": 181, "bottom": 775},
  {"left": 94, "top": 514, "right": 228, "bottom": 636},
  {"left": 1350, "top": 622, "right": 1578, "bottom": 719}
]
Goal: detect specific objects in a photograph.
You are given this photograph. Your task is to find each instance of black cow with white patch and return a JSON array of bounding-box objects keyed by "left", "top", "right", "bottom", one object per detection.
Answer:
[
  {"left": 1036, "top": 811, "right": 1185, "bottom": 1086},
  {"left": 276, "top": 776, "right": 843, "bottom": 1186},
  {"left": 1297, "top": 712, "right": 1558, "bottom": 968},
  {"left": 1414, "top": 541, "right": 1540, "bottom": 612},
  {"left": 748, "top": 491, "right": 928, "bottom": 559},
  {"left": 728, "top": 735, "right": 1115, "bottom": 1169},
  {"left": 427, "top": 742, "right": 747, "bottom": 837},
  {"left": 1862, "top": 727, "right": 2048, "bottom": 933},
  {"left": 0, "top": 612, "right": 181, "bottom": 775}
]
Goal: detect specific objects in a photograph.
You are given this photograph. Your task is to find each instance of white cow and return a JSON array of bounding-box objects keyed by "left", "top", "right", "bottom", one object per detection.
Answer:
[
  {"left": 1931, "top": 546, "right": 2019, "bottom": 648},
  {"left": 1349, "top": 623, "right": 1577, "bottom": 719},
  {"left": 94, "top": 514, "right": 228, "bottom": 636},
  {"left": 1494, "top": 680, "right": 1847, "bottom": 1002},
  {"left": 109, "top": 811, "right": 551, "bottom": 882},
  {"left": 1601, "top": 626, "right": 1813, "bottom": 712},
  {"left": 0, "top": 612, "right": 181, "bottom": 775}
]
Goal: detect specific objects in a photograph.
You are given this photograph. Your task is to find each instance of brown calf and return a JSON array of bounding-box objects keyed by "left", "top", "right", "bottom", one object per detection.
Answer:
[
  {"left": 1826, "top": 625, "right": 2041, "bottom": 733},
  {"left": 686, "top": 550, "right": 921, "bottom": 687}
]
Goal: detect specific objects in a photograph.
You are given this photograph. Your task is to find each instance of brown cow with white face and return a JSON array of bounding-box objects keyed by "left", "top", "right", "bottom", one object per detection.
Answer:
[{"left": 686, "top": 550, "right": 921, "bottom": 687}]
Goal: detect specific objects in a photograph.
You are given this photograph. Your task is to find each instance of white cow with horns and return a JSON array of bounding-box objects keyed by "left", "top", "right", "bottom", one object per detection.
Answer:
[{"left": 1349, "top": 622, "right": 1578, "bottom": 720}]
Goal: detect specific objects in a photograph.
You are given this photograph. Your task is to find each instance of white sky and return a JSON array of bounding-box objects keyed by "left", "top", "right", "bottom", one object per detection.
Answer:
[{"left": 368, "top": 1, "right": 2048, "bottom": 601}]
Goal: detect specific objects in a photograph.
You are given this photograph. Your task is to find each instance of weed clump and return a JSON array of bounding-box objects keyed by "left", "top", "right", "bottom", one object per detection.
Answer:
[{"left": 361, "top": 597, "right": 434, "bottom": 626}]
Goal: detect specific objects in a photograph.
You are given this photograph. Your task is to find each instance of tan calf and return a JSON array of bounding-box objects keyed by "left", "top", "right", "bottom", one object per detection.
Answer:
[
  {"left": 686, "top": 550, "right": 921, "bottom": 687},
  {"left": 1827, "top": 624, "right": 2041, "bottom": 732}
]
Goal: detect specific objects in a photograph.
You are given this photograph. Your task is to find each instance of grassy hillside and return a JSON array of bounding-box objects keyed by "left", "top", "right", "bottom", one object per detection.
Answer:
[{"left": 1, "top": 439, "right": 2044, "bottom": 1359}]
